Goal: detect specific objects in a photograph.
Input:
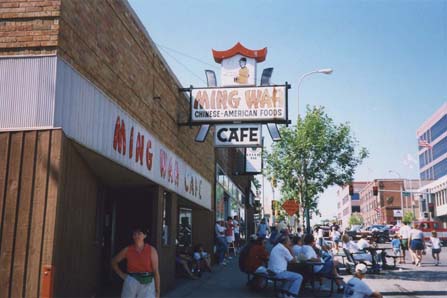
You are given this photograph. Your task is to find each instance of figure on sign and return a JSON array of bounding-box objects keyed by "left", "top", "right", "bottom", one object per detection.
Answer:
[{"left": 234, "top": 57, "right": 249, "bottom": 84}]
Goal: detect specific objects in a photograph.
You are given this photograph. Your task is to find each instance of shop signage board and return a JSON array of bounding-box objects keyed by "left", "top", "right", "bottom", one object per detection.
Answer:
[
  {"left": 245, "top": 147, "right": 263, "bottom": 173},
  {"left": 393, "top": 210, "right": 403, "bottom": 217},
  {"left": 54, "top": 59, "right": 212, "bottom": 210},
  {"left": 281, "top": 199, "right": 300, "bottom": 216},
  {"left": 214, "top": 124, "right": 262, "bottom": 147},
  {"left": 191, "top": 85, "right": 287, "bottom": 123}
]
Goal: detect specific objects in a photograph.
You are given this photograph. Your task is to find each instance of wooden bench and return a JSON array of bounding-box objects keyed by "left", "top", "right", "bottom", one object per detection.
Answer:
[{"left": 246, "top": 271, "right": 296, "bottom": 297}]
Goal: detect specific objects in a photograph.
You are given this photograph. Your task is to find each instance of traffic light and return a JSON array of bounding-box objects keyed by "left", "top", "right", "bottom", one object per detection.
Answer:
[
  {"left": 349, "top": 184, "right": 354, "bottom": 196},
  {"left": 373, "top": 186, "right": 378, "bottom": 196}
]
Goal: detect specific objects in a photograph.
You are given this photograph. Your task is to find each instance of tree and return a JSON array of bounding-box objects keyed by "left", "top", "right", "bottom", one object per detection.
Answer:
[
  {"left": 402, "top": 211, "right": 416, "bottom": 224},
  {"left": 349, "top": 212, "right": 364, "bottom": 226},
  {"left": 265, "top": 106, "right": 368, "bottom": 233}
]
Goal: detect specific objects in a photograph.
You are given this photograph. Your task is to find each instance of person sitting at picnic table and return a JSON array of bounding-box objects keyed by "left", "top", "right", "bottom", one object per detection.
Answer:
[
  {"left": 357, "top": 235, "right": 387, "bottom": 267},
  {"left": 342, "top": 234, "right": 373, "bottom": 263},
  {"left": 344, "top": 264, "right": 383, "bottom": 298},
  {"left": 192, "top": 244, "right": 212, "bottom": 275},
  {"left": 246, "top": 235, "right": 269, "bottom": 273},
  {"left": 292, "top": 235, "right": 303, "bottom": 259},
  {"left": 301, "top": 234, "right": 344, "bottom": 292},
  {"left": 268, "top": 235, "right": 303, "bottom": 298}
]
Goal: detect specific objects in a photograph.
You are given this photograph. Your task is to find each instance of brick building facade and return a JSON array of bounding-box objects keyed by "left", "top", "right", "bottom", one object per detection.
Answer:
[{"left": 0, "top": 1, "right": 254, "bottom": 297}]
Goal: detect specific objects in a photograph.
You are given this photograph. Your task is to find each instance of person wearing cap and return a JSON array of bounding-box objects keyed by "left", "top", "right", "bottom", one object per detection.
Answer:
[
  {"left": 268, "top": 235, "right": 303, "bottom": 298},
  {"left": 344, "top": 264, "right": 383, "bottom": 298},
  {"left": 111, "top": 227, "right": 160, "bottom": 298}
]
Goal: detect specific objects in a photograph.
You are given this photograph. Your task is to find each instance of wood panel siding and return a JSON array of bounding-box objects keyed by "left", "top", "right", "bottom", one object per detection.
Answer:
[
  {"left": 52, "top": 133, "right": 100, "bottom": 297},
  {"left": 0, "top": 129, "right": 62, "bottom": 298}
]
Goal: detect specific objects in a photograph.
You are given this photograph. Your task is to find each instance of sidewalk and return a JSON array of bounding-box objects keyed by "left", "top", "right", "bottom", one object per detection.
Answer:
[{"left": 163, "top": 257, "right": 344, "bottom": 298}]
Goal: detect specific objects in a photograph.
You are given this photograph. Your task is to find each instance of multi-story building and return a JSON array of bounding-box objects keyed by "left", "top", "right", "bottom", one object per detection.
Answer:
[
  {"left": 417, "top": 176, "right": 447, "bottom": 226},
  {"left": 360, "top": 179, "right": 420, "bottom": 226},
  {"left": 337, "top": 182, "right": 369, "bottom": 229},
  {"left": 0, "top": 1, "right": 256, "bottom": 297},
  {"left": 417, "top": 102, "right": 447, "bottom": 181},
  {"left": 417, "top": 103, "right": 447, "bottom": 226}
]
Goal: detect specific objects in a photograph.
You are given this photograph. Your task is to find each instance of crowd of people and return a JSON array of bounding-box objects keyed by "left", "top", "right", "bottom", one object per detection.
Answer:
[{"left": 240, "top": 221, "right": 381, "bottom": 297}]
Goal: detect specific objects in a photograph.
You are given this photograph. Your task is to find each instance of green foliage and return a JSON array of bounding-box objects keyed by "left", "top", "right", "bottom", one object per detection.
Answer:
[
  {"left": 402, "top": 211, "right": 416, "bottom": 224},
  {"left": 349, "top": 212, "right": 364, "bottom": 226},
  {"left": 265, "top": 106, "right": 368, "bottom": 228}
]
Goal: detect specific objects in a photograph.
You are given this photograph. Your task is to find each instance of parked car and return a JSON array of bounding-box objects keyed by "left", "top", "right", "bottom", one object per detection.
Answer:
[{"left": 363, "top": 225, "right": 390, "bottom": 243}]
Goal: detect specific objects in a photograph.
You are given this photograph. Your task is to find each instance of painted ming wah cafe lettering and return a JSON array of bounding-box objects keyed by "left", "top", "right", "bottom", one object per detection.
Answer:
[{"left": 112, "top": 115, "right": 207, "bottom": 205}]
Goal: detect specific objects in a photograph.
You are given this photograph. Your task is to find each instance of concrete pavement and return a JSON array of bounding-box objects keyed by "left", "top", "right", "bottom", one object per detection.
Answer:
[{"left": 164, "top": 250, "right": 447, "bottom": 298}]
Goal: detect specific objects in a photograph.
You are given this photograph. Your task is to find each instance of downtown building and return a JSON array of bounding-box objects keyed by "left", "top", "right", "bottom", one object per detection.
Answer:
[
  {"left": 359, "top": 179, "right": 420, "bottom": 226},
  {"left": 337, "top": 182, "right": 368, "bottom": 229},
  {"left": 0, "top": 1, "right": 256, "bottom": 297},
  {"left": 417, "top": 102, "right": 447, "bottom": 226}
]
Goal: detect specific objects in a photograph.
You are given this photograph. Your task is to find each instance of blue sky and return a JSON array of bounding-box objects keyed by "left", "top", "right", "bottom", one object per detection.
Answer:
[{"left": 129, "top": 0, "right": 447, "bottom": 220}]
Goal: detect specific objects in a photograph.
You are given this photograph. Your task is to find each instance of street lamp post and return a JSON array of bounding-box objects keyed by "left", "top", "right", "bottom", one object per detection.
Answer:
[
  {"left": 389, "top": 170, "right": 405, "bottom": 223},
  {"left": 296, "top": 68, "right": 333, "bottom": 234}
]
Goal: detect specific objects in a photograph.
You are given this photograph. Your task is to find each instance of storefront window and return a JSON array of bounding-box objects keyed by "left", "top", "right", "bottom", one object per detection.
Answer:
[
  {"left": 177, "top": 208, "right": 192, "bottom": 248},
  {"left": 162, "top": 192, "right": 171, "bottom": 246},
  {"left": 216, "top": 184, "right": 225, "bottom": 221}
]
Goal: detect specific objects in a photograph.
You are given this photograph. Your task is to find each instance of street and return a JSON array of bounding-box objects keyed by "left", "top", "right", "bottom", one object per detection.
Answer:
[{"left": 164, "top": 251, "right": 447, "bottom": 298}]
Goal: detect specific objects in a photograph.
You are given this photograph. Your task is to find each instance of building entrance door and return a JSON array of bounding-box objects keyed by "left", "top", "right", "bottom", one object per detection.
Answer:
[{"left": 99, "top": 187, "right": 157, "bottom": 296}]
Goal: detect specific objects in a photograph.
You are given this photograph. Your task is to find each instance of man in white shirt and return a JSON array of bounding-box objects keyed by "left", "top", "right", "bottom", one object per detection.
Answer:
[
  {"left": 268, "top": 235, "right": 303, "bottom": 298},
  {"left": 344, "top": 264, "right": 383, "bottom": 298},
  {"left": 357, "top": 235, "right": 386, "bottom": 267},
  {"left": 398, "top": 222, "right": 412, "bottom": 264}
]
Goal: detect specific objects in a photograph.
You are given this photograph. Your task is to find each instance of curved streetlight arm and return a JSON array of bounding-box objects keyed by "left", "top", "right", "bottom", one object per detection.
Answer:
[{"left": 297, "top": 69, "right": 333, "bottom": 120}]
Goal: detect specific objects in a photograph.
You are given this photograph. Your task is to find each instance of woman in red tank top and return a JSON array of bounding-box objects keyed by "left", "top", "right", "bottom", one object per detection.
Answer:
[{"left": 112, "top": 227, "right": 160, "bottom": 298}]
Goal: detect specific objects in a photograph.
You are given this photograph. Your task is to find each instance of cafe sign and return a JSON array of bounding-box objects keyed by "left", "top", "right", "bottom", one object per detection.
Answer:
[{"left": 214, "top": 124, "right": 262, "bottom": 147}]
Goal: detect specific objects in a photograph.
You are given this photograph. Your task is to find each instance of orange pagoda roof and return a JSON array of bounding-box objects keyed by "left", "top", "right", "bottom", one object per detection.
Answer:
[{"left": 212, "top": 42, "right": 267, "bottom": 63}]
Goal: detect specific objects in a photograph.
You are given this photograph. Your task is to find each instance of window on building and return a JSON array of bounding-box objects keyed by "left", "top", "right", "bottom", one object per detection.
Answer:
[
  {"left": 351, "top": 193, "right": 360, "bottom": 200},
  {"left": 177, "top": 208, "right": 192, "bottom": 248},
  {"left": 431, "top": 115, "right": 447, "bottom": 141},
  {"left": 352, "top": 206, "right": 360, "bottom": 212},
  {"left": 433, "top": 137, "right": 447, "bottom": 160},
  {"left": 434, "top": 158, "right": 447, "bottom": 179}
]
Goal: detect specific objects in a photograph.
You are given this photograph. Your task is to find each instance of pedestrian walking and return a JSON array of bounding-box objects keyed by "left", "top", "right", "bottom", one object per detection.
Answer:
[
  {"left": 331, "top": 226, "right": 341, "bottom": 252},
  {"left": 398, "top": 221, "right": 412, "bottom": 264},
  {"left": 429, "top": 231, "right": 441, "bottom": 266},
  {"left": 111, "top": 227, "right": 160, "bottom": 298},
  {"left": 391, "top": 235, "right": 402, "bottom": 263},
  {"left": 257, "top": 218, "right": 269, "bottom": 239},
  {"left": 409, "top": 223, "right": 425, "bottom": 267}
]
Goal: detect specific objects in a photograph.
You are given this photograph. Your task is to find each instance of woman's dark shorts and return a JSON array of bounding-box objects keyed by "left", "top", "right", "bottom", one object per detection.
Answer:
[{"left": 410, "top": 239, "right": 424, "bottom": 251}]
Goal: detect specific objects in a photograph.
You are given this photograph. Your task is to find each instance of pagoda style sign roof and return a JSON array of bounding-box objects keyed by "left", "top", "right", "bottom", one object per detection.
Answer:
[{"left": 212, "top": 42, "right": 267, "bottom": 63}]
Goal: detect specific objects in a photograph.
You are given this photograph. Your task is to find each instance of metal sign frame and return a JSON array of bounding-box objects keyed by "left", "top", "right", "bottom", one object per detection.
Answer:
[{"left": 181, "top": 83, "right": 291, "bottom": 126}]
